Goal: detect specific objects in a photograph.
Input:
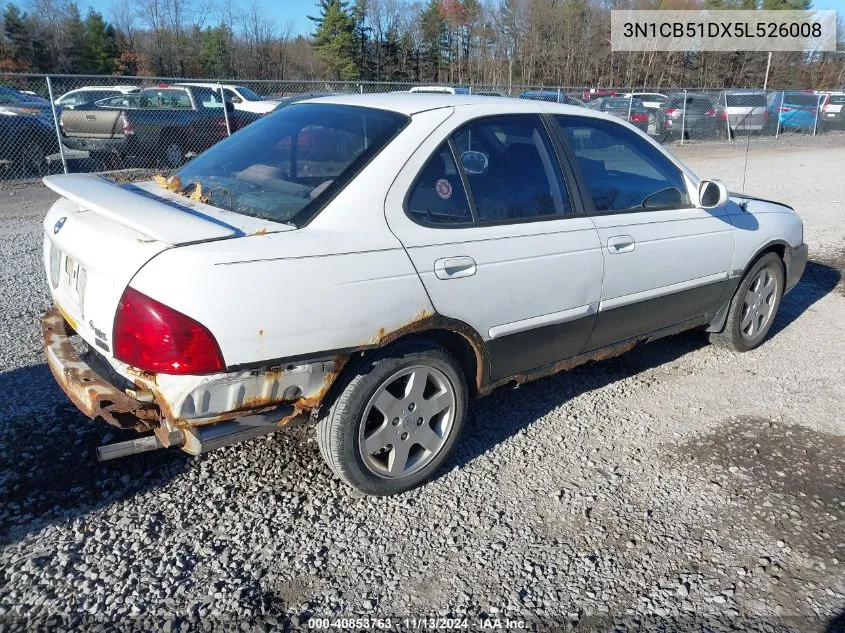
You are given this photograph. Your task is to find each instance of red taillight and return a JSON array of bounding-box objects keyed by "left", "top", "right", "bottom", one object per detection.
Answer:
[
  {"left": 777, "top": 106, "right": 792, "bottom": 113},
  {"left": 706, "top": 108, "right": 716, "bottom": 117},
  {"left": 113, "top": 287, "right": 225, "bottom": 375},
  {"left": 630, "top": 113, "right": 648, "bottom": 122},
  {"left": 666, "top": 107, "right": 678, "bottom": 117},
  {"left": 59, "top": 114, "right": 66, "bottom": 136},
  {"left": 120, "top": 112, "right": 134, "bottom": 135}
]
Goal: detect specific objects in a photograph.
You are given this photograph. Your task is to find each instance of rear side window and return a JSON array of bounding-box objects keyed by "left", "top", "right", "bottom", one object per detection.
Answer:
[
  {"left": 556, "top": 115, "right": 690, "bottom": 213},
  {"left": 725, "top": 93, "right": 766, "bottom": 107},
  {"left": 828, "top": 95, "right": 845, "bottom": 105},
  {"left": 452, "top": 116, "right": 571, "bottom": 222},
  {"left": 406, "top": 144, "right": 472, "bottom": 226}
]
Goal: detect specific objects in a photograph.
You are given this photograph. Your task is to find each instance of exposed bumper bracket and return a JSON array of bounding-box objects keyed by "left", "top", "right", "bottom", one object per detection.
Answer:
[{"left": 42, "top": 309, "right": 158, "bottom": 431}]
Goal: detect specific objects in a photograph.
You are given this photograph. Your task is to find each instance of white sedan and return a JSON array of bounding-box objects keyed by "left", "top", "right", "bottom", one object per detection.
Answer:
[{"left": 41, "top": 94, "right": 807, "bottom": 495}]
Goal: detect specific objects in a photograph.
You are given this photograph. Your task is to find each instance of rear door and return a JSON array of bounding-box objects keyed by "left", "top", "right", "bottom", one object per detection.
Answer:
[
  {"left": 553, "top": 114, "right": 734, "bottom": 350},
  {"left": 385, "top": 109, "right": 604, "bottom": 381}
]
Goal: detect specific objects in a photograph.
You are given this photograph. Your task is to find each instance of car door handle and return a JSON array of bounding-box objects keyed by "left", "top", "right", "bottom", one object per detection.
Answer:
[
  {"left": 607, "top": 235, "right": 636, "bottom": 254},
  {"left": 434, "top": 256, "right": 477, "bottom": 280}
]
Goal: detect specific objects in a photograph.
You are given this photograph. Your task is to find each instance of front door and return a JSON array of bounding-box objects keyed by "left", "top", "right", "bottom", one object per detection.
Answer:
[
  {"left": 552, "top": 114, "right": 735, "bottom": 350},
  {"left": 385, "top": 110, "right": 604, "bottom": 381}
]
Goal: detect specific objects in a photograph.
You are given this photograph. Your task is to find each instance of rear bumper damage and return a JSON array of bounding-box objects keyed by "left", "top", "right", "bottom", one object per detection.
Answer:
[{"left": 42, "top": 308, "right": 341, "bottom": 458}]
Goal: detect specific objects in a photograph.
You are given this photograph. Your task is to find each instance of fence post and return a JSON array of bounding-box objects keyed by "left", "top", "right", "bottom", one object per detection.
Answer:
[
  {"left": 724, "top": 91, "right": 732, "bottom": 141},
  {"left": 775, "top": 91, "right": 784, "bottom": 138},
  {"left": 45, "top": 75, "right": 68, "bottom": 175},
  {"left": 360, "top": 83, "right": 364, "bottom": 94},
  {"left": 218, "top": 84, "right": 231, "bottom": 136},
  {"left": 627, "top": 90, "right": 633, "bottom": 122},
  {"left": 813, "top": 93, "right": 821, "bottom": 136},
  {"left": 680, "top": 89, "right": 687, "bottom": 145},
  {"left": 557, "top": 87, "right": 561, "bottom": 103}
]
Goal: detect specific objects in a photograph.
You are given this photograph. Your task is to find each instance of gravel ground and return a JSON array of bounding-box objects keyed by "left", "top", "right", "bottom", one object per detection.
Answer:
[{"left": 1, "top": 138, "right": 844, "bottom": 632}]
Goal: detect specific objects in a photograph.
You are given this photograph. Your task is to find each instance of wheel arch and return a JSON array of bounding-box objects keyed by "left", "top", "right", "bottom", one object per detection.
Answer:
[
  {"left": 707, "top": 240, "right": 789, "bottom": 333},
  {"left": 317, "top": 319, "right": 488, "bottom": 419}
]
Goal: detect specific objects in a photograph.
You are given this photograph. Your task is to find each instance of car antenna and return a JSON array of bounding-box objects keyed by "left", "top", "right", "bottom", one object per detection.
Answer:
[{"left": 738, "top": 124, "right": 752, "bottom": 211}]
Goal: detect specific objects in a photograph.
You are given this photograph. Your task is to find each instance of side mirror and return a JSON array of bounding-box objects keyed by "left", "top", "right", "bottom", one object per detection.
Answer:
[{"left": 698, "top": 179, "right": 729, "bottom": 208}]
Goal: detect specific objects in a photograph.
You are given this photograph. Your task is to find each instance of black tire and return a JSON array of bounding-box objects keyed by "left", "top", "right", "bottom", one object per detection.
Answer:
[
  {"left": 316, "top": 341, "right": 468, "bottom": 496},
  {"left": 19, "top": 141, "right": 47, "bottom": 177},
  {"left": 710, "top": 252, "right": 784, "bottom": 352},
  {"left": 160, "top": 138, "right": 185, "bottom": 169}
]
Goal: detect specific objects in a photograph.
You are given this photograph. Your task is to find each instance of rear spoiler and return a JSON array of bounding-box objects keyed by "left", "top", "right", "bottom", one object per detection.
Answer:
[{"left": 42, "top": 174, "right": 244, "bottom": 244}]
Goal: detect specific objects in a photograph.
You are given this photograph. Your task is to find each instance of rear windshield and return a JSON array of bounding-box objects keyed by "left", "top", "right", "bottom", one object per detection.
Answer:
[
  {"left": 827, "top": 95, "right": 845, "bottom": 105},
  {"left": 174, "top": 103, "right": 408, "bottom": 226},
  {"left": 784, "top": 93, "right": 819, "bottom": 107},
  {"left": 725, "top": 93, "right": 766, "bottom": 107}
]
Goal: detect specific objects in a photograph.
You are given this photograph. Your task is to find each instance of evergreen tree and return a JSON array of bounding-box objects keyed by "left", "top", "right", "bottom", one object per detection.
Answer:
[
  {"left": 64, "top": 3, "right": 87, "bottom": 73},
  {"left": 82, "top": 9, "right": 117, "bottom": 74},
  {"left": 1, "top": 3, "right": 34, "bottom": 70},
  {"left": 420, "top": 0, "right": 444, "bottom": 81},
  {"left": 308, "top": 0, "right": 359, "bottom": 80}
]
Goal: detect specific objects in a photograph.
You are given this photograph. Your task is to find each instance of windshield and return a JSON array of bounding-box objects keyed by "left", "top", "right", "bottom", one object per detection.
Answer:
[
  {"left": 174, "top": 103, "right": 408, "bottom": 226},
  {"left": 237, "top": 86, "right": 264, "bottom": 101},
  {"left": 784, "top": 93, "right": 820, "bottom": 107},
  {"left": 725, "top": 93, "right": 766, "bottom": 107}
]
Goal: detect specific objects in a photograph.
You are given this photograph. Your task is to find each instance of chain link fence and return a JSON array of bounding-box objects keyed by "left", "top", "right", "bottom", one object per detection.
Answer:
[{"left": 1, "top": 72, "right": 843, "bottom": 184}]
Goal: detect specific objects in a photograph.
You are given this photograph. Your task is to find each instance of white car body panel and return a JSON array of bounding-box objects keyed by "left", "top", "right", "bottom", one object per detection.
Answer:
[{"left": 39, "top": 93, "right": 807, "bottom": 443}]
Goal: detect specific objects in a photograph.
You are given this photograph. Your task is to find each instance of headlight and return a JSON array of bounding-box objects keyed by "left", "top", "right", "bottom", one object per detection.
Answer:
[{"left": 49, "top": 241, "right": 61, "bottom": 289}]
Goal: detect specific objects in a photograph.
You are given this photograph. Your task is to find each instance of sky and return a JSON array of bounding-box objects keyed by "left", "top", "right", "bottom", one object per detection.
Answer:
[{"left": 77, "top": 0, "right": 843, "bottom": 38}]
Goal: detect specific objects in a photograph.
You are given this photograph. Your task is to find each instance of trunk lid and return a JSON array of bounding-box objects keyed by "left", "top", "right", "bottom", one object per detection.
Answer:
[{"left": 42, "top": 174, "right": 290, "bottom": 360}]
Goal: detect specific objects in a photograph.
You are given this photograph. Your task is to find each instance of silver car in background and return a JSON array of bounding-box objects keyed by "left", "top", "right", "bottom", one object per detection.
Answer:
[{"left": 716, "top": 90, "right": 768, "bottom": 134}]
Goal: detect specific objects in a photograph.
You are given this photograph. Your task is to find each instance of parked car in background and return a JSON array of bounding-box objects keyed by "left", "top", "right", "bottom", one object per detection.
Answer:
[
  {"left": 40, "top": 94, "right": 806, "bottom": 496},
  {"left": 0, "top": 112, "right": 59, "bottom": 175},
  {"left": 176, "top": 83, "right": 281, "bottom": 114},
  {"left": 767, "top": 91, "right": 822, "bottom": 133},
  {"left": 819, "top": 92, "right": 845, "bottom": 129},
  {"left": 520, "top": 90, "right": 585, "bottom": 106},
  {"left": 587, "top": 97, "right": 650, "bottom": 132},
  {"left": 60, "top": 84, "right": 256, "bottom": 168},
  {"left": 655, "top": 93, "right": 718, "bottom": 140},
  {"left": 0, "top": 84, "right": 53, "bottom": 120},
  {"left": 581, "top": 88, "right": 616, "bottom": 101},
  {"left": 621, "top": 92, "right": 667, "bottom": 110},
  {"left": 409, "top": 86, "right": 471, "bottom": 95},
  {"left": 714, "top": 90, "right": 768, "bottom": 135},
  {"left": 473, "top": 90, "right": 505, "bottom": 97},
  {"left": 55, "top": 86, "right": 138, "bottom": 110}
]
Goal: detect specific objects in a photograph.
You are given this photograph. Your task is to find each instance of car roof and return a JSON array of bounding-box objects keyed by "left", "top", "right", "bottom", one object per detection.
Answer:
[
  {"left": 176, "top": 82, "right": 254, "bottom": 90},
  {"left": 295, "top": 93, "right": 630, "bottom": 123},
  {"left": 71, "top": 85, "right": 138, "bottom": 92}
]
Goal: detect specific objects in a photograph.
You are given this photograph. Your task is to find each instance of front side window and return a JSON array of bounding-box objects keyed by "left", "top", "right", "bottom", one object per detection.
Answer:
[
  {"left": 175, "top": 103, "right": 407, "bottom": 225},
  {"left": 556, "top": 115, "right": 690, "bottom": 213},
  {"left": 452, "top": 115, "right": 571, "bottom": 222},
  {"left": 236, "top": 86, "right": 263, "bottom": 101}
]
